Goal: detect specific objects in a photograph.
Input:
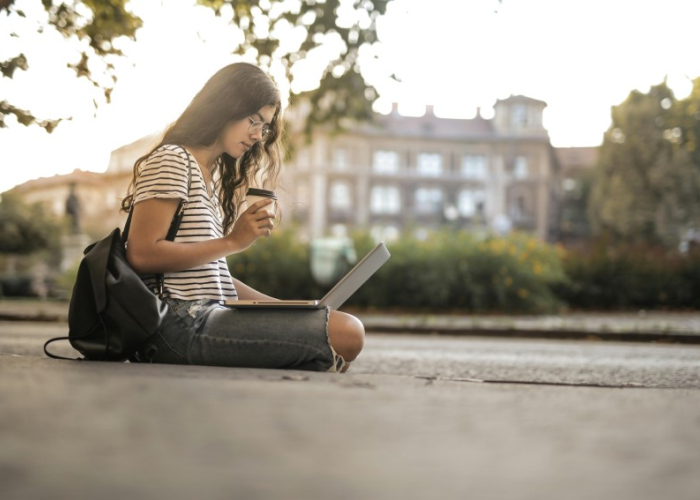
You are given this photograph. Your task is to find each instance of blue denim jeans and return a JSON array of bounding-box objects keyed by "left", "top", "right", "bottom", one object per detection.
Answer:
[{"left": 132, "top": 298, "right": 344, "bottom": 372}]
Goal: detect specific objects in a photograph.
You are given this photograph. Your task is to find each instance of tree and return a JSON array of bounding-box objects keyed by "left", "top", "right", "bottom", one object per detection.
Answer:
[
  {"left": 1, "top": 0, "right": 393, "bottom": 135},
  {"left": 0, "top": 192, "right": 61, "bottom": 255},
  {"left": 0, "top": 0, "right": 142, "bottom": 131},
  {"left": 197, "top": 0, "right": 392, "bottom": 136},
  {"left": 588, "top": 79, "right": 700, "bottom": 247}
]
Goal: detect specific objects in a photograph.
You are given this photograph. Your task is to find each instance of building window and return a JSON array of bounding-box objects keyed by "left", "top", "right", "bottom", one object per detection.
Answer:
[
  {"left": 509, "top": 192, "right": 531, "bottom": 221},
  {"left": 417, "top": 153, "right": 442, "bottom": 176},
  {"left": 329, "top": 181, "right": 352, "bottom": 211},
  {"left": 458, "top": 189, "right": 486, "bottom": 217},
  {"left": 414, "top": 187, "right": 443, "bottom": 214},
  {"left": 373, "top": 150, "right": 399, "bottom": 174},
  {"left": 370, "top": 186, "right": 401, "bottom": 214},
  {"left": 512, "top": 105, "right": 527, "bottom": 127},
  {"left": 461, "top": 155, "right": 487, "bottom": 179},
  {"left": 514, "top": 156, "right": 528, "bottom": 179},
  {"left": 333, "top": 148, "right": 349, "bottom": 171}
]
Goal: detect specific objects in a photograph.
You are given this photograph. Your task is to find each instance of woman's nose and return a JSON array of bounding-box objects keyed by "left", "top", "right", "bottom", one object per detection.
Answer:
[{"left": 250, "top": 128, "right": 263, "bottom": 142}]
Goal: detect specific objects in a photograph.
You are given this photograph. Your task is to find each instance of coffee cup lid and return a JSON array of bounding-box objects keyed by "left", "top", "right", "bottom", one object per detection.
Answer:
[{"left": 246, "top": 188, "right": 277, "bottom": 199}]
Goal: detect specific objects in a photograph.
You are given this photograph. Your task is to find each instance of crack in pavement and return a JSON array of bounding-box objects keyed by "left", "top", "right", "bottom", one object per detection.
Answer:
[{"left": 416, "top": 375, "right": 651, "bottom": 389}]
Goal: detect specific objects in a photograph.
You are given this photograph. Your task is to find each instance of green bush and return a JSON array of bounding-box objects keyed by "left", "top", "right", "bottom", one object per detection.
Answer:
[
  {"left": 555, "top": 240, "right": 700, "bottom": 310},
  {"left": 226, "top": 228, "right": 567, "bottom": 314},
  {"left": 347, "top": 230, "right": 567, "bottom": 314},
  {"left": 51, "top": 226, "right": 700, "bottom": 313},
  {"left": 227, "top": 228, "right": 325, "bottom": 300}
]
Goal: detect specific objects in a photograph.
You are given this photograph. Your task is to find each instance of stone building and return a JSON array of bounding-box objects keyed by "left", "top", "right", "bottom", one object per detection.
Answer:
[
  {"left": 6, "top": 133, "right": 161, "bottom": 242},
  {"left": 9, "top": 169, "right": 130, "bottom": 240},
  {"left": 283, "top": 95, "right": 562, "bottom": 242}
]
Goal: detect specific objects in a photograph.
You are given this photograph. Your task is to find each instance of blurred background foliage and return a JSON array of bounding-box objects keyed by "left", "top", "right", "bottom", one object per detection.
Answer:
[
  {"left": 0, "top": 192, "right": 66, "bottom": 296},
  {"left": 588, "top": 78, "right": 700, "bottom": 248},
  {"left": 19, "top": 222, "right": 700, "bottom": 313},
  {"left": 1, "top": 0, "right": 393, "bottom": 136},
  {"left": 223, "top": 228, "right": 700, "bottom": 314}
]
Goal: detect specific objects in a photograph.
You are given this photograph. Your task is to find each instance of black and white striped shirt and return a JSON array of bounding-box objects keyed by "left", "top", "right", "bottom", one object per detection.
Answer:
[{"left": 133, "top": 144, "right": 238, "bottom": 302}]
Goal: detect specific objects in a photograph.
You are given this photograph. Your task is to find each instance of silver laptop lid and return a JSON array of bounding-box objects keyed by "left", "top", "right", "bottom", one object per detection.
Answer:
[{"left": 319, "top": 242, "right": 391, "bottom": 310}]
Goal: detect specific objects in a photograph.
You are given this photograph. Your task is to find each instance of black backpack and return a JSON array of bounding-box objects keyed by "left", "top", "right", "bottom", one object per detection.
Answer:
[{"left": 44, "top": 147, "right": 192, "bottom": 361}]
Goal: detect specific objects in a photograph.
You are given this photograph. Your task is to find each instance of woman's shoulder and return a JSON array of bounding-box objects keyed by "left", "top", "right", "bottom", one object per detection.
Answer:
[{"left": 148, "top": 144, "right": 189, "bottom": 163}]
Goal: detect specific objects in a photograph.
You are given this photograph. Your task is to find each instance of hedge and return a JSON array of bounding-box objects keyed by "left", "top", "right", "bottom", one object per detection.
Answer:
[{"left": 229, "top": 229, "right": 568, "bottom": 314}]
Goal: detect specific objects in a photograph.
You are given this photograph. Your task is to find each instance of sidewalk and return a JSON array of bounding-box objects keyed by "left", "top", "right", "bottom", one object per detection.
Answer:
[
  {"left": 2, "top": 301, "right": 699, "bottom": 500},
  {"left": 2, "top": 299, "right": 700, "bottom": 343}
]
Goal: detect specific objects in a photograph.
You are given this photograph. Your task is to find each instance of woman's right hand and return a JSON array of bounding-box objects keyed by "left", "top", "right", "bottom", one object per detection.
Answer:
[{"left": 227, "top": 199, "right": 276, "bottom": 252}]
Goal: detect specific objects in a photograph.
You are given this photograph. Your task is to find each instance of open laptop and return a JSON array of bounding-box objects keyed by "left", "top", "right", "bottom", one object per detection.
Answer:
[{"left": 224, "top": 241, "right": 390, "bottom": 310}]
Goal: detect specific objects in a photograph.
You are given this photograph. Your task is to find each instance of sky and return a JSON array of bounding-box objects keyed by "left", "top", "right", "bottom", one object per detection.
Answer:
[{"left": 1, "top": 0, "right": 700, "bottom": 194}]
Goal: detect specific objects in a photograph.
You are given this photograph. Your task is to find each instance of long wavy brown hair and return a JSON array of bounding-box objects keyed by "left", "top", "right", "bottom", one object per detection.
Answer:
[{"left": 121, "top": 62, "right": 283, "bottom": 234}]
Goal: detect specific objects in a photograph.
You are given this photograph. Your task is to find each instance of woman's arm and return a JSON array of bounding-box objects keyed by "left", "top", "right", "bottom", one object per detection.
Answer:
[{"left": 126, "top": 197, "right": 276, "bottom": 274}]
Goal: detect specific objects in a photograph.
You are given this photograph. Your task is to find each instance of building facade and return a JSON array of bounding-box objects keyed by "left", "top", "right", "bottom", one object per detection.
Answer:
[{"left": 281, "top": 95, "right": 561, "bottom": 242}]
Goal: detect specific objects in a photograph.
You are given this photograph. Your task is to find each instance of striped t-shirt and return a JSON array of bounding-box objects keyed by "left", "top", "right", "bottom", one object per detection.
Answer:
[{"left": 133, "top": 144, "right": 238, "bottom": 302}]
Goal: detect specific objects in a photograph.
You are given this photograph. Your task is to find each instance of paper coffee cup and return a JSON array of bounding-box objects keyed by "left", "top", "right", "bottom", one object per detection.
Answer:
[{"left": 245, "top": 188, "right": 277, "bottom": 213}]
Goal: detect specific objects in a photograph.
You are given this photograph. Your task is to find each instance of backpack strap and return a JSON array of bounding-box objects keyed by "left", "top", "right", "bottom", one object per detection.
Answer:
[{"left": 122, "top": 145, "right": 194, "bottom": 296}]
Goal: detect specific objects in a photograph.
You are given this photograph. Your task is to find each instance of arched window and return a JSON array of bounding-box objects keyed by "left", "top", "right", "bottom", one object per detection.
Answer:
[{"left": 329, "top": 181, "right": 352, "bottom": 211}]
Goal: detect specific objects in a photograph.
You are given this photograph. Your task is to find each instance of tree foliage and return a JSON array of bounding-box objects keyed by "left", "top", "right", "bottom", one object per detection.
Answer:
[
  {"left": 588, "top": 78, "right": 700, "bottom": 247},
  {"left": 196, "top": 0, "right": 391, "bottom": 135},
  {"left": 0, "top": 0, "right": 142, "bottom": 132},
  {"left": 2, "top": 0, "right": 393, "bottom": 135},
  {"left": 0, "top": 192, "right": 62, "bottom": 255}
]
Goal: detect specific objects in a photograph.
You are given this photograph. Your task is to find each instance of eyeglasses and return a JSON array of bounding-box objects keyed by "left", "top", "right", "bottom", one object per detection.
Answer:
[{"left": 248, "top": 116, "right": 271, "bottom": 140}]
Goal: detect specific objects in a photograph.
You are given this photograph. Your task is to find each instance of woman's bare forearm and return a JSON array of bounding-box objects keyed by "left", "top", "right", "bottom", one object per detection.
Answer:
[{"left": 127, "top": 237, "right": 240, "bottom": 274}]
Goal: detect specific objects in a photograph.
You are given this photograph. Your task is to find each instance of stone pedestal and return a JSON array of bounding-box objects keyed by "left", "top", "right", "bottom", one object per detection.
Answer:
[{"left": 61, "top": 233, "right": 92, "bottom": 272}]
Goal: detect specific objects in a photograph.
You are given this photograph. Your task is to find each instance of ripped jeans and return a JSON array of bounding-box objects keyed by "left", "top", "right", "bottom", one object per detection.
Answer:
[{"left": 132, "top": 297, "right": 346, "bottom": 372}]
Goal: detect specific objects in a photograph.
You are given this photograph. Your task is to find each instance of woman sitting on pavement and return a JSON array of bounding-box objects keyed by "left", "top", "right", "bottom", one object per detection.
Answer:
[{"left": 123, "top": 62, "right": 364, "bottom": 373}]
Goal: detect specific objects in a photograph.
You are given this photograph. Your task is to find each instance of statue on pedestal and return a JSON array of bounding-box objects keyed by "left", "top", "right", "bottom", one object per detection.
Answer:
[
  {"left": 61, "top": 182, "right": 90, "bottom": 272},
  {"left": 65, "top": 183, "right": 82, "bottom": 235}
]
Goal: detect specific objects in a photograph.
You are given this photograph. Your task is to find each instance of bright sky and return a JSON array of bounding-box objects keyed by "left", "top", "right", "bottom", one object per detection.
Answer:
[{"left": 1, "top": 0, "right": 699, "bottom": 194}]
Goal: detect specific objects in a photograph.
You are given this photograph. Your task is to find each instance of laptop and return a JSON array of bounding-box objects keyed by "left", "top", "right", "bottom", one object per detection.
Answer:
[{"left": 224, "top": 241, "right": 390, "bottom": 310}]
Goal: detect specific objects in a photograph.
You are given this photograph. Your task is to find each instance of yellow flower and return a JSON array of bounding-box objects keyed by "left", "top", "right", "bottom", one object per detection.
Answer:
[
  {"left": 533, "top": 262, "right": 542, "bottom": 275},
  {"left": 504, "top": 277, "right": 513, "bottom": 287},
  {"left": 517, "top": 289, "right": 528, "bottom": 298}
]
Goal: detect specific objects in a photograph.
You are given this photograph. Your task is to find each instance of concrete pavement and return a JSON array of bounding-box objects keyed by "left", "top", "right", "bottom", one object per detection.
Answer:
[{"left": 1, "top": 316, "right": 700, "bottom": 500}]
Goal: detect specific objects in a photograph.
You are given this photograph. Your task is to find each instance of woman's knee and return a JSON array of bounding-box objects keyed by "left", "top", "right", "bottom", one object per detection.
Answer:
[{"left": 327, "top": 311, "right": 365, "bottom": 362}]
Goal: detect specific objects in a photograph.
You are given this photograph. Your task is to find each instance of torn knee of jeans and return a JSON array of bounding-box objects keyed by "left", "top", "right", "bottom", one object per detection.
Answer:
[{"left": 327, "top": 346, "right": 347, "bottom": 373}]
